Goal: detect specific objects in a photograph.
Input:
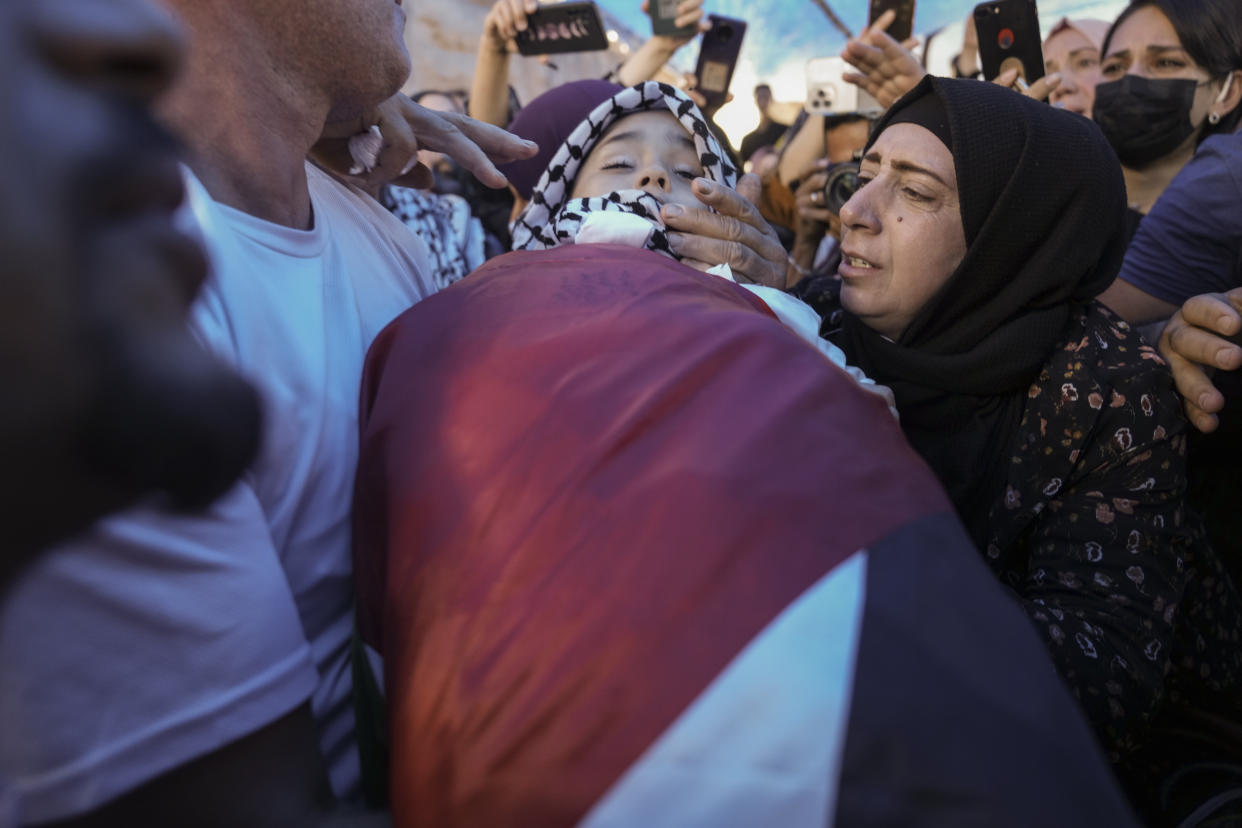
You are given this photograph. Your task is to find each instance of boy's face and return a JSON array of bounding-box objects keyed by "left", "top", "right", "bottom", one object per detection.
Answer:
[{"left": 570, "top": 111, "right": 705, "bottom": 210}]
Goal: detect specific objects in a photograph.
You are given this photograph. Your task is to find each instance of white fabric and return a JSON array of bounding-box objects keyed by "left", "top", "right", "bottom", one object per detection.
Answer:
[
  {"left": 709, "top": 266, "right": 897, "bottom": 416},
  {"left": 0, "top": 163, "right": 434, "bottom": 823},
  {"left": 547, "top": 201, "right": 897, "bottom": 416},
  {"left": 579, "top": 552, "right": 869, "bottom": 828}
]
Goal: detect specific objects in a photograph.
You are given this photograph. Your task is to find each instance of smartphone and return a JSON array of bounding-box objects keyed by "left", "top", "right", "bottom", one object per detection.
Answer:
[
  {"left": 649, "top": 0, "right": 696, "bottom": 38},
  {"left": 868, "top": 0, "right": 915, "bottom": 44},
  {"left": 514, "top": 1, "right": 610, "bottom": 56},
  {"left": 805, "top": 57, "right": 882, "bottom": 116},
  {"left": 693, "top": 14, "right": 747, "bottom": 112},
  {"left": 973, "top": 0, "right": 1044, "bottom": 84}
]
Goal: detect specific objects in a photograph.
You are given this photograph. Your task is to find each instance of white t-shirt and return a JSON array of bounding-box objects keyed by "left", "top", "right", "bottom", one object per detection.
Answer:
[{"left": 0, "top": 164, "right": 434, "bottom": 823}]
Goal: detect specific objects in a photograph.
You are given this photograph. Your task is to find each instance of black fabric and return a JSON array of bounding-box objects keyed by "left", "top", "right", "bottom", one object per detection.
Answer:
[
  {"left": 834, "top": 511, "right": 1140, "bottom": 827},
  {"left": 739, "top": 119, "right": 787, "bottom": 163},
  {"left": 830, "top": 76, "right": 1128, "bottom": 548},
  {"left": 885, "top": 92, "right": 953, "bottom": 154}
]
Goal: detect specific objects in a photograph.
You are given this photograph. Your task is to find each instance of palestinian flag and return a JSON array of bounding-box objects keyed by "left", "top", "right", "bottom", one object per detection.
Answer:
[{"left": 353, "top": 245, "right": 1138, "bottom": 827}]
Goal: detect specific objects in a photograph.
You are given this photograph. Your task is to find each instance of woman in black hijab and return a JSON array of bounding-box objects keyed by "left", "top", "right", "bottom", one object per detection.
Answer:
[{"left": 820, "top": 75, "right": 1242, "bottom": 826}]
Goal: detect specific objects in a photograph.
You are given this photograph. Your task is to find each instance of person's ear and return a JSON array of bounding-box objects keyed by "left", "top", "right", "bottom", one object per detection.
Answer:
[{"left": 1212, "top": 69, "right": 1242, "bottom": 120}]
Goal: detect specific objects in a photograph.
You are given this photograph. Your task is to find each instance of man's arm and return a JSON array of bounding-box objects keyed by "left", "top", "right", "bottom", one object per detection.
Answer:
[
  {"left": 776, "top": 114, "right": 826, "bottom": 187},
  {"left": 1098, "top": 278, "right": 1180, "bottom": 326},
  {"left": 48, "top": 705, "right": 389, "bottom": 828}
]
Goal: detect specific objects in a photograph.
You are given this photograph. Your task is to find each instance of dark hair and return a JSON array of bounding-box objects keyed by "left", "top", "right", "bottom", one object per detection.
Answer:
[
  {"left": 822, "top": 112, "right": 872, "bottom": 135},
  {"left": 1102, "top": 0, "right": 1242, "bottom": 137}
]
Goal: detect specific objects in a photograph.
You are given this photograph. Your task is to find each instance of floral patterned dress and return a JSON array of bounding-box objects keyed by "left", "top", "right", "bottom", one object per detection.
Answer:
[{"left": 985, "top": 302, "right": 1242, "bottom": 823}]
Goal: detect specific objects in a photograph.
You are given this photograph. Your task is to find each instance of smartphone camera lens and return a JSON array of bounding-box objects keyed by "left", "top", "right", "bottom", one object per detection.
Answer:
[{"left": 716, "top": 24, "right": 734, "bottom": 41}]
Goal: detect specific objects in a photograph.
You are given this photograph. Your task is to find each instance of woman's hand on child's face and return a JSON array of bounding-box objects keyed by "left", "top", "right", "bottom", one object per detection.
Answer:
[{"left": 660, "top": 173, "right": 788, "bottom": 288}]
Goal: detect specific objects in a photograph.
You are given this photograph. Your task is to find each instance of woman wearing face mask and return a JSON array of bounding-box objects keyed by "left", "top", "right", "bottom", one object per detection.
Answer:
[
  {"left": 824, "top": 75, "right": 1242, "bottom": 826},
  {"left": 1091, "top": 0, "right": 1242, "bottom": 235},
  {"left": 1095, "top": 0, "right": 1242, "bottom": 324}
]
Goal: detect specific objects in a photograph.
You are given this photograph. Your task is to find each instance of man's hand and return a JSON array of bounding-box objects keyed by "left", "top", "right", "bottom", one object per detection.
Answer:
[
  {"left": 1159, "top": 289, "right": 1242, "bottom": 433},
  {"left": 312, "top": 94, "right": 538, "bottom": 191},
  {"left": 660, "top": 174, "right": 787, "bottom": 288},
  {"left": 841, "top": 9, "right": 925, "bottom": 109},
  {"left": 679, "top": 71, "right": 733, "bottom": 119},
  {"left": 640, "top": 0, "right": 710, "bottom": 49},
  {"left": 483, "top": 0, "right": 537, "bottom": 54}
]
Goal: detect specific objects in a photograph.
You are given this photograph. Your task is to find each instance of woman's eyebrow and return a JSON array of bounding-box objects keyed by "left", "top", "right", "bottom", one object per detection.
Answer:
[{"left": 863, "top": 151, "right": 950, "bottom": 187}]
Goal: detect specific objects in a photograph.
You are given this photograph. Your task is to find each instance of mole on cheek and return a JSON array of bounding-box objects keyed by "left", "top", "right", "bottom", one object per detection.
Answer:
[{"left": 897, "top": 215, "right": 903, "bottom": 222}]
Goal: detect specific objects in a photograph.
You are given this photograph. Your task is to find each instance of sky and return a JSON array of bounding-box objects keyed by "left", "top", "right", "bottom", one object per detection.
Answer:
[{"left": 596, "top": 0, "right": 1127, "bottom": 145}]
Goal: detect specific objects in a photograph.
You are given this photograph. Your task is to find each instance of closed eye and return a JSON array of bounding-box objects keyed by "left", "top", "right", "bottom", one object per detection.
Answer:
[
  {"left": 600, "top": 160, "right": 634, "bottom": 171},
  {"left": 903, "top": 187, "right": 931, "bottom": 202}
]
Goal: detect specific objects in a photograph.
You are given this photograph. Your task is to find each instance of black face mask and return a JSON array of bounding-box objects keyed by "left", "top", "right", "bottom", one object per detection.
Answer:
[{"left": 1092, "top": 75, "right": 1199, "bottom": 168}]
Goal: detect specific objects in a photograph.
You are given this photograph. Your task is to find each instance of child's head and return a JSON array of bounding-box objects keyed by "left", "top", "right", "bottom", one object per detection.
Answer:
[
  {"left": 569, "top": 110, "right": 705, "bottom": 211},
  {"left": 511, "top": 82, "right": 736, "bottom": 254}
]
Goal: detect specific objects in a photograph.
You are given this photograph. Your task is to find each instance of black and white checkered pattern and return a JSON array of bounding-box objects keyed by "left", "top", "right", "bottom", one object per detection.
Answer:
[{"left": 511, "top": 81, "right": 737, "bottom": 253}]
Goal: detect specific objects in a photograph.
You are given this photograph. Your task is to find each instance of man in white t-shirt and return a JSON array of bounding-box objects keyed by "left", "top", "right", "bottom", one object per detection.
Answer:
[{"left": 0, "top": 0, "right": 532, "bottom": 825}]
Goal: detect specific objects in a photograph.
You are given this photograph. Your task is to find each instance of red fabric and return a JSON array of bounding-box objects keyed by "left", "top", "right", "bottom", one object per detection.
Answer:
[{"left": 353, "top": 244, "right": 953, "bottom": 827}]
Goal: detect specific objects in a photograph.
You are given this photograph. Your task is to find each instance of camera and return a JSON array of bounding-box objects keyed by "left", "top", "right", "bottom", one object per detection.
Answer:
[{"left": 822, "top": 150, "right": 863, "bottom": 215}]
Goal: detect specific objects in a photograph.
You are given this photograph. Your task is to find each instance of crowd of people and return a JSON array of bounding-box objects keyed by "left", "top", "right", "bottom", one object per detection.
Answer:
[{"left": 1, "top": 0, "right": 1240, "bottom": 825}]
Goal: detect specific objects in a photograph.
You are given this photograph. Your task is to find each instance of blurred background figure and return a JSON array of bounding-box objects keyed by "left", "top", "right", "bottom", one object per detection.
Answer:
[
  {"left": 740, "top": 83, "right": 789, "bottom": 164},
  {"left": 0, "top": 0, "right": 259, "bottom": 590},
  {"left": 1042, "top": 17, "right": 1107, "bottom": 116}
]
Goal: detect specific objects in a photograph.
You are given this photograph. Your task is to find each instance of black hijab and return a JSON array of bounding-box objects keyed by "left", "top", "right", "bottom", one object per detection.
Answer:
[{"left": 831, "top": 76, "right": 1127, "bottom": 549}]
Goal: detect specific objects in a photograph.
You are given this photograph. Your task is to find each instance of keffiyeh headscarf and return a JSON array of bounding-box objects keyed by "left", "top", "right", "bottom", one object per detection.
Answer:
[{"left": 511, "top": 81, "right": 737, "bottom": 255}]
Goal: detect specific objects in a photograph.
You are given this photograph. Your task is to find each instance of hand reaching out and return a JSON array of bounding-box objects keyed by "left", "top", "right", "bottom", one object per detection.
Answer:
[
  {"left": 313, "top": 93, "right": 538, "bottom": 191},
  {"left": 1159, "top": 289, "right": 1242, "bottom": 433},
  {"left": 840, "top": 9, "right": 925, "bottom": 109},
  {"left": 640, "top": 0, "right": 710, "bottom": 48},
  {"left": 483, "top": 0, "right": 538, "bottom": 53}
]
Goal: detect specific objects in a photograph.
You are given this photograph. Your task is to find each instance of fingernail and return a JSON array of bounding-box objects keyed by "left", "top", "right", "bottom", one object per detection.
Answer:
[
  {"left": 523, "top": 139, "right": 538, "bottom": 148},
  {"left": 663, "top": 204, "right": 684, "bottom": 218},
  {"left": 694, "top": 178, "right": 714, "bottom": 194},
  {"left": 1200, "top": 393, "right": 1213, "bottom": 409},
  {"left": 1047, "top": 72, "right": 1062, "bottom": 84},
  {"left": 400, "top": 157, "right": 418, "bottom": 176}
]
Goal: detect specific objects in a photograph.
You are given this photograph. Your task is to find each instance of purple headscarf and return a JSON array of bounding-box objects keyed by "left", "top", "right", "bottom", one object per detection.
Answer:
[{"left": 498, "top": 79, "right": 624, "bottom": 200}]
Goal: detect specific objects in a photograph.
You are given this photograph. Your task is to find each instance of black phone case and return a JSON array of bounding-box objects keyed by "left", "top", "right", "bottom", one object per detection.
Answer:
[
  {"left": 649, "top": 0, "right": 696, "bottom": 37},
  {"left": 514, "top": 2, "right": 610, "bottom": 56},
  {"left": 693, "top": 14, "right": 747, "bottom": 111},
  {"left": 868, "top": 0, "right": 915, "bottom": 44},
  {"left": 973, "top": 0, "right": 1044, "bottom": 83}
]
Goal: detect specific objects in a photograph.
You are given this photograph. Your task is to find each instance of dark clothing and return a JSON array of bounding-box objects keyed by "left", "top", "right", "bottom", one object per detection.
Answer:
[
  {"left": 809, "top": 77, "right": 1242, "bottom": 824},
  {"left": 739, "top": 118, "right": 787, "bottom": 163},
  {"left": 799, "top": 274, "right": 1242, "bottom": 826},
  {"left": 834, "top": 76, "right": 1127, "bottom": 549},
  {"left": 1119, "top": 133, "right": 1242, "bottom": 304},
  {"left": 1116, "top": 132, "right": 1242, "bottom": 570},
  {"left": 987, "top": 303, "right": 1242, "bottom": 827}
]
